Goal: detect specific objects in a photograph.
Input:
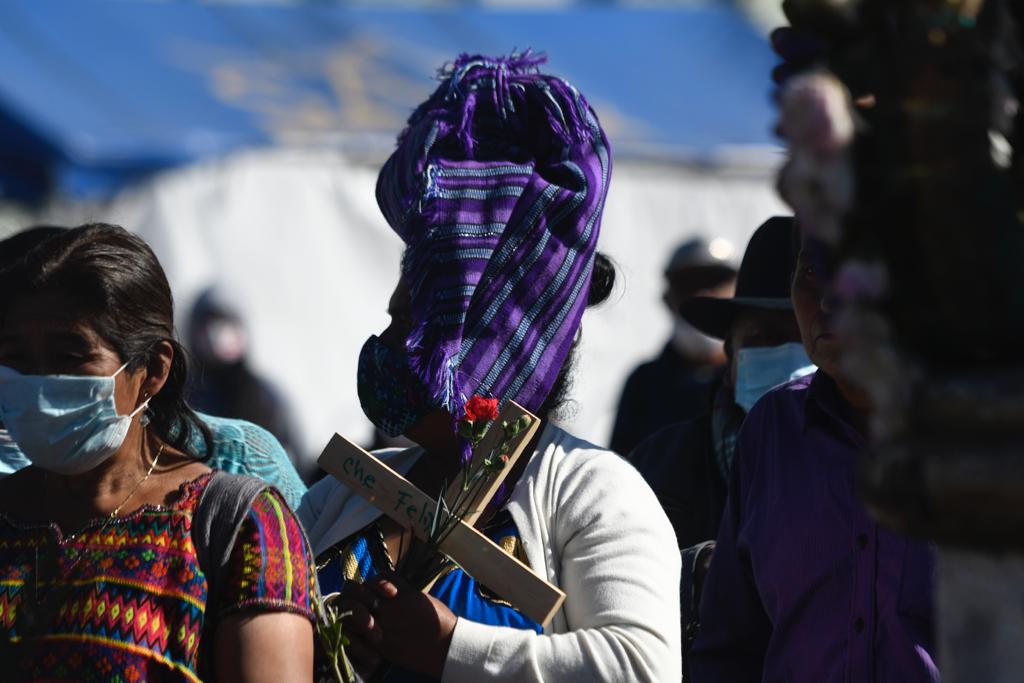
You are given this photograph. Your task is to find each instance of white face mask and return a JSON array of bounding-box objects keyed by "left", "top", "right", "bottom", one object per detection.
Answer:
[
  {"left": 0, "top": 363, "right": 150, "bottom": 475},
  {"left": 670, "top": 315, "right": 723, "bottom": 360},
  {"left": 735, "top": 343, "right": 816, "bottom": 413}
]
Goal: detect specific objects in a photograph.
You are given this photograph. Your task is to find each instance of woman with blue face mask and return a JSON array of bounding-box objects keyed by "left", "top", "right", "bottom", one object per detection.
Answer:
[{"left": 0, "top": 224, "right": 316, "bottom": 681}]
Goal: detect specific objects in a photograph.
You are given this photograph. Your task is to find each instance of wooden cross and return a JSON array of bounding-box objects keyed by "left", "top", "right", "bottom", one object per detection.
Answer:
[{"left": 317, "top": 402, "right": 566, "bottom": 626}]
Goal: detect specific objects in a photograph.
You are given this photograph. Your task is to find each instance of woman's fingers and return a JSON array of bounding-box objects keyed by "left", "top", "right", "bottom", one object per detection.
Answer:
[
  {"left": 340, "top": 597, "right": 383, "bottom": 644},
  {"left": 368, "top": 574, "right": 401, "bottom": 599}
]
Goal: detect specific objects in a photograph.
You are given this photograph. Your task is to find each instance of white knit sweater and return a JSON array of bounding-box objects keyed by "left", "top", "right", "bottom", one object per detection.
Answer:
[{"left": 298, "top": 423, "right": 681, "bottom": 682}]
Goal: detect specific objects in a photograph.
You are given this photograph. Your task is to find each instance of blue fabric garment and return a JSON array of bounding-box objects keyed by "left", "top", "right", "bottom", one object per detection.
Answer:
[
  {"left": 427, "top": 513, "right": 542, "bottom": 635},
  {"left": 0, "top": 413, "right": 307, "bottom": 510},
  {"left": 690, "top": 371, "right": 939, "bottom": 683},
  {"left": 189, "top": 413, "right": 307, "bottom": 510}
]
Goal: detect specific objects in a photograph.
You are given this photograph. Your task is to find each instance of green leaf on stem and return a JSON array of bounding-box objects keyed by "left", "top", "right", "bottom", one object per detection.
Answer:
[{"left": 314, "top": 593, "right": 356, "bottom": 683}]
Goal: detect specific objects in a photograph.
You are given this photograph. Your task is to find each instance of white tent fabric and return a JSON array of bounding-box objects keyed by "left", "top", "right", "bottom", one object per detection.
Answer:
[{"left": 46, "top": 147, "right": 786, "bottom": 470}]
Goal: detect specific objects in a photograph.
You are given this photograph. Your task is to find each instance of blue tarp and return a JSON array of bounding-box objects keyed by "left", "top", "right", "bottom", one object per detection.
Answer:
[{"left": 0, "top": 0, "right": 778, "bottom": 200}]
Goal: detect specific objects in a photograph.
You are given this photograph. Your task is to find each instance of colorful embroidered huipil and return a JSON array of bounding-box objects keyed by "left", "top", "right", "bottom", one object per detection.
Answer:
[{"left": 0, "top": 473, "right": 316, "bottom": 682}]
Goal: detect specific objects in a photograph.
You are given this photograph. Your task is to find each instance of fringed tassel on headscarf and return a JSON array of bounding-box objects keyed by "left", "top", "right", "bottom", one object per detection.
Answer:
[
  {"left": 406, "top": 320, "right": 465, "bottom": 413},
  {"left": 401, "top": 49, "right": 594, "bottom": 159},
  {"left": 406, "top": 328, "right": 475, "bottom": 465}
]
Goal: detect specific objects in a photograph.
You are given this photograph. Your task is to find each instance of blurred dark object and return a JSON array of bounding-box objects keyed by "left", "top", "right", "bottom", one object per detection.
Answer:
[
  {"left": 781, "top": 0, "right": 1024, "bottom": 678},
  {"left": 800, "top": 0, "right": 1024, "bottom": 542},
  {"left": 609, "top": 237, "right": 736, "bottom": 455},
  {"left": 187, "top": 285, "right": 305, "bottom": 478},
  {"left": 772, "top": 0, "right": 876, "bottom": 105},
  {"left": 770, "top": 25, "right": 828, "bottom": 88}
]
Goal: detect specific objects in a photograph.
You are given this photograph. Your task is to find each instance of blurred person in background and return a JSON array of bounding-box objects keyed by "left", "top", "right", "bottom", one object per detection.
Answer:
[
  {"left": 0, "top": 223, "right": 315, "bottom": 680},
  {"left": 300, "top": 52, "right": 680, "bottom": 682},
  {"left": 628, "top": 216, "right": 812, "bottom": 678},
  {"left": 0, "top": 227, "right": 307, "bottom": 508},
  {"left": 610, "top": 236, "right": 737, "bottom": 454},
  {"left": 187, "top": 285, "right": 305, "bottom": 476},
  {"left": 689, "top": 227, "right": 938, "bottom": 683}
]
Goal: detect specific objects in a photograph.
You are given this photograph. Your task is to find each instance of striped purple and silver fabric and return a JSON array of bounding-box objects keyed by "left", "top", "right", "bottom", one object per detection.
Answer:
[{"left": 375, "top": 51, "right": 612, "bottom": 420}]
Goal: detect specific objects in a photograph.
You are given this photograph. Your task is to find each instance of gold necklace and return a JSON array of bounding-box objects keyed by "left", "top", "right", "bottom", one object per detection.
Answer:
[
  {"left": 109, "top": 442, "right": 164, "bottom": 518},
  {"left": 17, "top": 441, "right": 166, "bottom": 639}
]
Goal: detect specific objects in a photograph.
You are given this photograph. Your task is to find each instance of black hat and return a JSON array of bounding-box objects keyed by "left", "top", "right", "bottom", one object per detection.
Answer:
[{"left": 679, "top": 216, "right": 796, "bottom": 340}]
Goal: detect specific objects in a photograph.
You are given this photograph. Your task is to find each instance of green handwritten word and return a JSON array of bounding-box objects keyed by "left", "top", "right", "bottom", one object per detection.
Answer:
[
  {"left": 342, "top": 456, "right": 376, "bottom": 490},
  {"left": 394, "top": 490, "right": 436, "bottom": 532}
]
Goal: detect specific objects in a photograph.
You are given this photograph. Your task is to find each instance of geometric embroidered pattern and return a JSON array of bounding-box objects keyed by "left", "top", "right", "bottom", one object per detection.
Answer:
[{"left": 0, "top": 473, "right": 315, "bottom": 682}]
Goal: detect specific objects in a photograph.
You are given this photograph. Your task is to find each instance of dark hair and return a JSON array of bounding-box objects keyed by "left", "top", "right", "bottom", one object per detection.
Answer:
[
  {"left": 0, "top": 223, "right": 212, "bottom": 459},
  {"left": 0, "top": 225, "right": 67, "bottom": 271},
  {"left": 538, "top": 251, "right": 617, "bottom": 419}
]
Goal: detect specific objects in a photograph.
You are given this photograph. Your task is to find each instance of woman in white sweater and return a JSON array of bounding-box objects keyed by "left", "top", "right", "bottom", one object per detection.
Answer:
[{"left": 298, "top": 52, "right": 680, "bottom": 682}]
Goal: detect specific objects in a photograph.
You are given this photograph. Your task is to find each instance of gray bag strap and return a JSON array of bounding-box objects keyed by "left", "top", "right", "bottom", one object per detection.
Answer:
[
  {"left": 192, "top": 470, "right": 269, "bottom": 679},
  {"left": 194, "top": 470, "right": 269, "bottom": 608}
]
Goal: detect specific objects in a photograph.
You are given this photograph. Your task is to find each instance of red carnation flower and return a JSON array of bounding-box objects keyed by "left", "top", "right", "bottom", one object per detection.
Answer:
[{"left": 464, "top": 395, "right": 499, "bottom": 422}]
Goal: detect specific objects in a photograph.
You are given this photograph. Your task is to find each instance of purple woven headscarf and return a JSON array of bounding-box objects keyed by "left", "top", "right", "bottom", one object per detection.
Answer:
[{"left": 375, "top": 51, "right": 611, "bottom": 423}]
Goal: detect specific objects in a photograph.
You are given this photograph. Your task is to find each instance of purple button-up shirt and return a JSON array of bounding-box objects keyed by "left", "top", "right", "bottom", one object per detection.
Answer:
[{"left": 690, "top": 371, "right": 939, "bottom": 683}]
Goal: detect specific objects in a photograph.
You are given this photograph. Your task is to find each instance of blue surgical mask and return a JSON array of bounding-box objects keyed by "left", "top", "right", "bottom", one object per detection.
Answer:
[
  {"left": 0, "top": 363, "right": 150, "bottom": 475},
  {"left": 734, "top": 343, "right": 816, "bottom": 413},
  {"left": 356, "top": 336, "right": 436, "bottom": 437}
]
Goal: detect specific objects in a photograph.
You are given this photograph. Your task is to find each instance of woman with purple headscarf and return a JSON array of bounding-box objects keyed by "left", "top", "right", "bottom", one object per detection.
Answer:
[{"left": 299, "top": 52, "right": 680, "bottom": 682}]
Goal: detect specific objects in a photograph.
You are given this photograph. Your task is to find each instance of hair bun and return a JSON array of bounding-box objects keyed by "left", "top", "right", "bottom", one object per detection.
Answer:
[{"left": 588, "top": 252, "right": 616, "bottom": 306}]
